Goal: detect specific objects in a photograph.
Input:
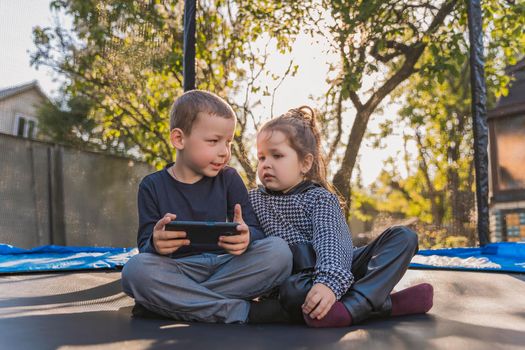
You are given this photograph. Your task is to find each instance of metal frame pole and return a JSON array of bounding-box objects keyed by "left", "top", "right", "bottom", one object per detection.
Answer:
[
  {"left": 466, "top": 0, "right": 490, "bottom": 246},
  {"left": 183, "top": 0, "right": 196, "bottom": 92}
]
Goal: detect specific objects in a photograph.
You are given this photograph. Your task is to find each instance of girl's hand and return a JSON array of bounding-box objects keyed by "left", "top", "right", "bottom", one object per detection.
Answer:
[
  {"left": 218, "top": 204, "right": 250, "bottom": 255},
  {"left": 302, "top": 283, "right": 336, "bottom": 320}
]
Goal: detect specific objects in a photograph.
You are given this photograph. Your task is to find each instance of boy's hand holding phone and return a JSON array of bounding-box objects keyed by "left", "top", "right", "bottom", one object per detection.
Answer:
[
  {"left": 153, "top": 213, "right": 190, "bottom": 255},
  {"left": 218, "top": 204, "right": 250, "bottom": 256}
]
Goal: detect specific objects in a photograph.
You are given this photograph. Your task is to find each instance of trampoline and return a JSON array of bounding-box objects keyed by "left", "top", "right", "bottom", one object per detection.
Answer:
[
  {"left": 2, "top": 1, "right": 523, "bottom": 349},
  {"left": 1, "top": 268, "right": 524, "bottom": 350}
]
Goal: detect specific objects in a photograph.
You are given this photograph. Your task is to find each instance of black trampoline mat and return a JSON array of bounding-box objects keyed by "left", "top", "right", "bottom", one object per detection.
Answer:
[{"left": 1, "top": 269, "right": 524, "bottom": 350}]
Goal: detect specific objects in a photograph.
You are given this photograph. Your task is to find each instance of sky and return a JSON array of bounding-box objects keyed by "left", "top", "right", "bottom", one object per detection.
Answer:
[
  {"left": 0, "top": 1, "right": 61, "bottom": 96},
  {"left": 0, "top": 0, "right": 410, "bottom": 186}
]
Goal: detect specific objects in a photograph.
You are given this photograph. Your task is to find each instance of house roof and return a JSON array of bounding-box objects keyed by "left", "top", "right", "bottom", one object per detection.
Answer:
[{"left": 0, "top": 80, "right": 49, "bottom": 103}]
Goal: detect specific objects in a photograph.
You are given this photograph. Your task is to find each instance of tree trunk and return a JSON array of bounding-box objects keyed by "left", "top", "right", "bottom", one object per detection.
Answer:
[
  {"left": 233, "top": 135, "right": 257, "bottom": 188},
  {"left": 332, "top": 46, "right": 423, "bottom": 218},
  {"left": 331, "top": 0, "right": 456, "bottom": 220},
  {"left": 332, "top": 108, "right": 373, "bottom": 217}
]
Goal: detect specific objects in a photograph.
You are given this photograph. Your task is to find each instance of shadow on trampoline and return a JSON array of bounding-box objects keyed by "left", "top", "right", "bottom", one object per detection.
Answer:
[
  {"left": 511, "top": 274, "right": 525, "bottom": 282},
  {"left": 1, "top": 309, "right": 525, "bottom": 350},
  {"left": 0, "top": 278, "right": 123, "bottom": 307}
]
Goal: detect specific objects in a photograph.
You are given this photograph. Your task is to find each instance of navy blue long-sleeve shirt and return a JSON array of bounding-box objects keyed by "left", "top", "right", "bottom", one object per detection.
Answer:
[{"left": 137, "top": 164, "right": 265, "bottom": 258}]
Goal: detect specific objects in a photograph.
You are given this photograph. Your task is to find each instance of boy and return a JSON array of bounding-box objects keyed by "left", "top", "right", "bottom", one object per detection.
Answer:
[{"left": 122, "top": 90, "right": 292, "bottom": 324}]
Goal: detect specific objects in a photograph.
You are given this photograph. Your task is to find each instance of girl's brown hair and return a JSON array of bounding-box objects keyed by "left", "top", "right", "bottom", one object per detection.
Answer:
[{"left": 260, "top": 106, "right": 346, "bottom": 209}]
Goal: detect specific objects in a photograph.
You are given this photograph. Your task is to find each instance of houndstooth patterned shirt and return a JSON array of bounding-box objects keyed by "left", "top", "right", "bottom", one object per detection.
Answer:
[{"left": 249, "top": 183, "right": 354, "bottom": 299}]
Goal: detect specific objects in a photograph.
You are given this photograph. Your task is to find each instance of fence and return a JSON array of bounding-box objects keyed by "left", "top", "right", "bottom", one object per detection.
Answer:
[{"left": 0, "top": 133, "right": 154, "bottom": 248}]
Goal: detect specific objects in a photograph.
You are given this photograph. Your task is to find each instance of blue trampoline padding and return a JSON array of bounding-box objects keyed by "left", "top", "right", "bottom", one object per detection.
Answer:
[
  {"left": 1, "top": 242, "right": 524, "bottom": 274},
  {"left": 0, "top": 244, "right": 137, "bottom": 273},
  {"left": 410, "top": 242, "right": 525, "bottom": 273}
]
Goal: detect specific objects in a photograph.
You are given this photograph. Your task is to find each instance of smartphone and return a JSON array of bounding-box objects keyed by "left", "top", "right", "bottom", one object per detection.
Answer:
[{"left": 165, "top": 221, "right": 240, "bottom": 245}]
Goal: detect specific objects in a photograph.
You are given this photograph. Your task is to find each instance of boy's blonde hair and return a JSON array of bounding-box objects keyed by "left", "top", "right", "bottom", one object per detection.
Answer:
[{"left": 169, "top": 90, "right": 236, "bottom": 133}]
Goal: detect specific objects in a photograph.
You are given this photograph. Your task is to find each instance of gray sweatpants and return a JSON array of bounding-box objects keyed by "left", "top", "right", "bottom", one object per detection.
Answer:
[{"left": 121, "top": 236, "right": 292, "bottom": 324}]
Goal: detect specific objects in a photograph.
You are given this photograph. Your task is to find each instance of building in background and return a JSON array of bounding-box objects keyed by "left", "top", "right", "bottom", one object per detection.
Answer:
[
  {"left": 0, "top": 80, "right": 49, "bottom": 139},
  {"left": 488, "top": 59, "right": 525, "bottom": 242}
]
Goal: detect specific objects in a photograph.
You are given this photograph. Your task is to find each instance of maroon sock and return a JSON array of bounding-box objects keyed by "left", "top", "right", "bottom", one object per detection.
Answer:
[
  {"left": 391, "top": 283, "right": 434, "bottom": 317},
  {"left": 303, "top": 301, "right": 353, "bottom": 328}
]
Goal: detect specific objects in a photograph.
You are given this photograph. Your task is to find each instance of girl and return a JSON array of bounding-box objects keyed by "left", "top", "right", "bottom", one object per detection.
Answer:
[{"left": 249, "top": 106, "right": 433, "bottom": 327}]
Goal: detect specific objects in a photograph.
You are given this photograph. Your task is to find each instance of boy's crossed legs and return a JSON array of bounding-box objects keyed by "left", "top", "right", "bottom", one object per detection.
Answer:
[{"left": 122, "top": 236, "right": 292, "bottom": 324}]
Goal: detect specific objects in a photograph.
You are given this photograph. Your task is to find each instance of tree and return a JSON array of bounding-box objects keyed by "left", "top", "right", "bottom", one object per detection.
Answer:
[
  {"left": 357, "top": 0, "right": 524, "bottom": 235},
  {"left": 36, "top": 94, "right": 125, "bottom": 152},
  {"left": 32, "top": 0, "right": 524, "bottom": 217},
  {"left": 260, "top": 0, "right": 522, "bottom": 219},
  {"left": 314, "top": 0, "right": 460, "bottom": 217},
  {"left": 31, "top": 0, "right": 306, "bottom": 187},
  {"left": 374, "top": 2, "right": 525, "bottom": 224},
  {"left": 247, "top": 0, "right": 521, "bottom": 229}
]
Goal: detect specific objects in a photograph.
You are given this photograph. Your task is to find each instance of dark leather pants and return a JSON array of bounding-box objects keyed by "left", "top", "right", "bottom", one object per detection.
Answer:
[{"left": 279, "top": 226, "right": 419, "bottom": 323}]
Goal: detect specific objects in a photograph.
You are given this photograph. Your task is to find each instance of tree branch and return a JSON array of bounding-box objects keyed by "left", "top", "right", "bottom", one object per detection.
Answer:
[
  {"left": 271, "top": 59, "right": 294, "bottom": 118},
  {"left": 327, "top": 89, "right": 343, "bottom": 164},
  {"left": 349, "top": 91, "right": 363, "bottom": 111},
  {"left": 370, "top": 40, "right": 411, "bottom": 63}
]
